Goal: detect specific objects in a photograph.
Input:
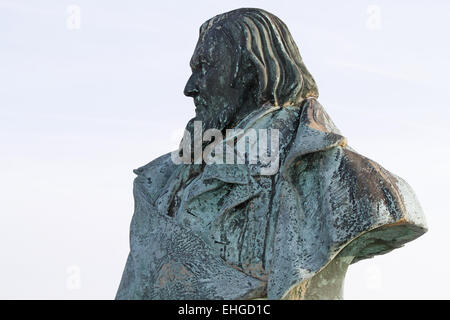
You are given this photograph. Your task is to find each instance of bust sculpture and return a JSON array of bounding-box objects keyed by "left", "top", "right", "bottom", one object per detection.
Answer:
[{"left": 116, "top": 8, "right": 427, "bottom": 300}]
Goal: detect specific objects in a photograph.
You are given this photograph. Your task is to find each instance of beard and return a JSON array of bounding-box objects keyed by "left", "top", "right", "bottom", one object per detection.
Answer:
[
  {"left": 184, "top": 102, "right": 238, "bottom": 142},
  {"left": 176, "top": 102, "right": 238, "bottom": 163}
]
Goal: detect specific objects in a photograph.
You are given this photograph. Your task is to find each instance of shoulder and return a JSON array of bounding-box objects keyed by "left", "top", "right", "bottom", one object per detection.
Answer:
[
  {"left": 338, "top": 147, "right": 427, "bottom": 227},
  {"left": 290, "top": 144, "right": 427, "bottom": 255}
]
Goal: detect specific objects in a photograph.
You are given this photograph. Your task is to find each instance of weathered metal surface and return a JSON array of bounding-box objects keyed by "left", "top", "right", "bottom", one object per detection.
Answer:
[{"left": 116, "top": 8, "right": 427, "bottom": 300}]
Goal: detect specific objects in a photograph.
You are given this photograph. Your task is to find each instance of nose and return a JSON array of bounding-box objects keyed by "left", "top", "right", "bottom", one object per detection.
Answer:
[{"left": 184, "top": 74, "right": 199, "bottom": 97}]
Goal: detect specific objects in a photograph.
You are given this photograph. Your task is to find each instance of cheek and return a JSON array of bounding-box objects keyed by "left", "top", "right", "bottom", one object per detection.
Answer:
[
  {"left": 217, "top": 69, "right": 228, "bottom": 88},
  {"left": 205, "top": 65, "right": 227, "bottom": 88},
  {"left": 208, "top": 69, "right": 234, "bottom": 97}
]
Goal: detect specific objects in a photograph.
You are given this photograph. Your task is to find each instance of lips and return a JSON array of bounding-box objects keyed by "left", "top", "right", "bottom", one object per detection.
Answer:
[{"left": 194, "top": 97, "right": 207, "bottom": 113}]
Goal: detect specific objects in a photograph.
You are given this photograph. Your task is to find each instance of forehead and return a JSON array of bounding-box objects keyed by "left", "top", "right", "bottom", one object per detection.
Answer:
[{"left": 190, "top": 27, "right": 232, "bottom": 67}]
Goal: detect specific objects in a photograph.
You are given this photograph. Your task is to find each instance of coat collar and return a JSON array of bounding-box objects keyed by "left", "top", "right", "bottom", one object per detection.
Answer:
[
  {"left": 199, "top": 98, "right": 347, "bottom": 183},
  {"left": 180, "top": 99, "right": 347, "bottom": 212},
  {"left": 135, "top": 98, "right": 346, "bottom": 200},
  {"left": 282, "top": 98, "right": 347, "bottom": 172}
]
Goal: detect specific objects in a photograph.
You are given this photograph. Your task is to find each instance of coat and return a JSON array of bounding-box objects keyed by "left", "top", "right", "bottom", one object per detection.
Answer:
[{"left": 116, "top": 98, "right": 427, "bottom": 299}]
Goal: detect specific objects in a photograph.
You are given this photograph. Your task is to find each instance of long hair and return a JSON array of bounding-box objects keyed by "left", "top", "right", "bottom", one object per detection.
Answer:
[{"left": 199, "top": 8, "right": 319, "bottom": 107}]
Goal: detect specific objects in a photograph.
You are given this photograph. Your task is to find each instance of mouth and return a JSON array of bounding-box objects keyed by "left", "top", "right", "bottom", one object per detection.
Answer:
[{"left": 194, "top": 98, "right": 207, "bottom": 114}]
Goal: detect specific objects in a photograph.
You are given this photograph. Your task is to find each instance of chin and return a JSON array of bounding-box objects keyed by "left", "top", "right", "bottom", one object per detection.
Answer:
[{"left": 187, "top": 103, "right": 236, "bottom": 134}]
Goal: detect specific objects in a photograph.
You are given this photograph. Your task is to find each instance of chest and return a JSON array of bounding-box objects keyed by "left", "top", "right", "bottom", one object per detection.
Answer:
[{"left": 171, "top": 174, "right": 276, "bottom": 280}]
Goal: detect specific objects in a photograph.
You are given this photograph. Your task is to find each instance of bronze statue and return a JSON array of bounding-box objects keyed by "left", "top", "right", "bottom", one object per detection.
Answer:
[{"left": 116, "top": 8, "right": 427, "bottom": 300}]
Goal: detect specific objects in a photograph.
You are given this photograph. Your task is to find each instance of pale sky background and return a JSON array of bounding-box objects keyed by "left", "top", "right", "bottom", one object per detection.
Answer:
[{"left": 0, "top": 0, "right": 449, "bottom": 299}]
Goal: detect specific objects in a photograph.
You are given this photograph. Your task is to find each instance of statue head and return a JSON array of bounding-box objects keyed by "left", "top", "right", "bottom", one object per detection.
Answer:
[{"left": 184, "top": 8, "right": 318, "bottom": 134}]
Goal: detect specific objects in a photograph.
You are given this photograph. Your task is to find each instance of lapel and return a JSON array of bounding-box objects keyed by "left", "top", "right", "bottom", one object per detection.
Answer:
[{"left": 201, "top": 164, "right": 263, "bottom": 215}]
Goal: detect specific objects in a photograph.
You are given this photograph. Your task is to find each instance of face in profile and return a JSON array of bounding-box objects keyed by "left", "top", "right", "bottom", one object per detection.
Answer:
[{"left": 183, "top": 28, "right": 255, "bottom": 135}]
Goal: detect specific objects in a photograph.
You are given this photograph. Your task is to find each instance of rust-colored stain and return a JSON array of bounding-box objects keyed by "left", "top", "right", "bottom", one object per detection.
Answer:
[{"left": 158, "top": 261, "right": 192, "bottom": 287}]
